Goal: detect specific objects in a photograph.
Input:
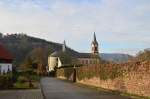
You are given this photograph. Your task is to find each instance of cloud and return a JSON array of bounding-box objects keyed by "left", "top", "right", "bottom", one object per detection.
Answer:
[{"left": 0, "top": 0, "right": 149, "bottom": 55}]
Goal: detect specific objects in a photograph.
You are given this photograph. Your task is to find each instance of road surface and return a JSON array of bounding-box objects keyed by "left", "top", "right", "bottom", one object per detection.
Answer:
[
  {"left": 41, "top": 77, "right": 132, "bottom": 99},
  {"left": 0, "top": 89, "right": 43, "bottom": 99}
]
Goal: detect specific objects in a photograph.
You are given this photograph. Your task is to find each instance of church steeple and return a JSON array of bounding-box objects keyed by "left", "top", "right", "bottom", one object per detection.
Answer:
[
  {"left": 62, "top": 40, "right": 66, "bottom": 52},
  {"left": 94, "top": 32, "right": 97, "bottom": 42},
  {"left": 91, "top": 32, "right": 99, "bottom": 54}
]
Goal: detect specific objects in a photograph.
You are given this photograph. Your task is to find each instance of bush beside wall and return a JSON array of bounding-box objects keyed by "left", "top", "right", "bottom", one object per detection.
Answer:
[
  {"left": 56, "top": 67, "right": 74, "bottom": 81},
  {"left": 0, "top": 73, "right": 13, "bottom": 89}
]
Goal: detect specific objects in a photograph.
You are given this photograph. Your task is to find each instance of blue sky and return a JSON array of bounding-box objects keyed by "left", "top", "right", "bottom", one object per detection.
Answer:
[{"left": 0, "top": 0, "right": 150, "bottom": 55}]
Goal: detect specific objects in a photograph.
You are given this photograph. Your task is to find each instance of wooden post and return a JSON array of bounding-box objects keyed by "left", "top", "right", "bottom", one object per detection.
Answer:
[{"left": 73, "top": 65, "right": 76, "bottom": 82}]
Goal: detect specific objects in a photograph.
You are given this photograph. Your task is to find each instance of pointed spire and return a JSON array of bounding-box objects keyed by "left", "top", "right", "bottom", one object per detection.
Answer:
[
  {"left": 91, "top": 32, "right": 99, "bottom": 54},
  {"left": 92, "top": 32, "right": 98, "bottom": 45},
  {"left": 62, "top": 40, "right": 66, "bottom": 52},
  {"left": 93, "top": 32, "right": 97, "bottom": 42}
]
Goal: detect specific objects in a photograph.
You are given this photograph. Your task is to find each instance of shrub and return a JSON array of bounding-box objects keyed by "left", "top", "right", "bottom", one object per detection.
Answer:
[
  {"left": 0, "top": 74, "right": 13, "bottom": 89},
  {"left": 56, "top": 61, "right": 150, "bottom": 81},
  {"left": 17, "top": 76, "right": 28, "bottom": 83}
]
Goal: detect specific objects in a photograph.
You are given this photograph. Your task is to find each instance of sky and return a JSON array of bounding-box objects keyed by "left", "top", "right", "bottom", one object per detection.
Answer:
[{"left": 0, "top": 0, "right": 150, "bottom": 56}]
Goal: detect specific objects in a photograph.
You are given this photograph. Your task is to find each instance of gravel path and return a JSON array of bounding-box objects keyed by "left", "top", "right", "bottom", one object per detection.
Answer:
[
  {"left": 41, "top": 77, "right": 132, "bottom": 99},
  {"left": 0, "top": 89, "right": 43, "bottom": 99}
]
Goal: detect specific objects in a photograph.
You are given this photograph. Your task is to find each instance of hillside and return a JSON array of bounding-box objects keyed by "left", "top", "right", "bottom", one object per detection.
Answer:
[
  {"left": 101, "top": 53, "right": 133, "bottom": 63},
  {"left": 0, "top": 33, "right": 132, "bottom": 66},
  {"left": 135, "top": 48, "right": 150, "bottom": 61},
  {"left": 0, "top": 33, "right": 62, "bottom": 66}
]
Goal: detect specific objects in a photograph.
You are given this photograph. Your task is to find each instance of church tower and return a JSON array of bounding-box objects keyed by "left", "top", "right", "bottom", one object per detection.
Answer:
[{"left": 91, "top": 32, "right": 99, "bottom": 55}]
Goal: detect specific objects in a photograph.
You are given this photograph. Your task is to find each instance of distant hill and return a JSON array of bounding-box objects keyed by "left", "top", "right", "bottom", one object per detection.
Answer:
[
  {"left": 101, "top": 53, "right": 133, "bottom": 63},
  {"left": 0, "top": 33, "right": 132, "bottom": 66}
]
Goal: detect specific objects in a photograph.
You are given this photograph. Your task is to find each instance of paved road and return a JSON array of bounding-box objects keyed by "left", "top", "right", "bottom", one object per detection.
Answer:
[
  {"left": 0, "top": 89, "right": 43, "bottom": 99},
  {"left": 41, "top": 77, "right": 132, "bottom": 99}
]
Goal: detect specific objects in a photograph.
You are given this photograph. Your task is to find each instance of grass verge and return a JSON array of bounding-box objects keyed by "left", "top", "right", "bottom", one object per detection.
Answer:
[{"left": 75, "top": 83, "right": 150, "bottom": 99}]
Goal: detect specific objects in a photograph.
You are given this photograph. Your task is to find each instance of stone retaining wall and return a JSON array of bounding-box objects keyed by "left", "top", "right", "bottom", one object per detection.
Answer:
[{"left": 56, "top": 61, "right": 150, "bottom": 97}]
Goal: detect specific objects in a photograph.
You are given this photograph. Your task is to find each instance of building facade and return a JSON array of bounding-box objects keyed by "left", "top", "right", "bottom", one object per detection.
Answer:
[
  {"left": 48, "top": 33, "right": 100, "bottom": 72},
  {"left": 0, "top": 44, "right": 13, "bottom": 74}
]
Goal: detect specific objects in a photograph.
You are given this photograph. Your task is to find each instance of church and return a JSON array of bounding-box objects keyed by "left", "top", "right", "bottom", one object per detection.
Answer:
[{"left": 48, "top": 33, "right": 100, "bottom": 72}]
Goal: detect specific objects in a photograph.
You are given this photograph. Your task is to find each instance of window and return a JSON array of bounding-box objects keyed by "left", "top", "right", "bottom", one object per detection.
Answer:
[
  {"left": 82, "top": 60, "right": 85, "bottom": 64},
  {"left": 86, "top": 60, "right": 88, "bottom": 64},
  {"left": 3, "top": 70, "right": 5, "bottom": 75},
  {"left": 90, "top": 60, "right": 93, "bottom": 64},
  {"left": 8, "top": 65, "right": 10, "bottom": 72}
]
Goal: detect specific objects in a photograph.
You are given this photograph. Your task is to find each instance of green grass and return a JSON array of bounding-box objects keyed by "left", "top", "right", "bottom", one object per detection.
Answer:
[
  {"left": 14, "top": 81, "right": 39, "bottom": 89},
  {"left": 14, "top": 82, "right": 30, "bottom": 89},
  {"left": 30, "top": 75, "right": 40, "bottom": 81}
]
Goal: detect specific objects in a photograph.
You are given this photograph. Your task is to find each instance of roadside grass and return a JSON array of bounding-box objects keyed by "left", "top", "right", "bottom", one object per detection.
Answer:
[
  {"left": 14, "top": 81, "right": 39, "bottom": 89},
  {"left": 14, "top": 82, "right": 30, "bottom": 89},
  {"left": 13, "top": 74, "right": 41, "bottom": 89},
  {"left": 75, "top": 83, "right": 150, "bottom": 99}
]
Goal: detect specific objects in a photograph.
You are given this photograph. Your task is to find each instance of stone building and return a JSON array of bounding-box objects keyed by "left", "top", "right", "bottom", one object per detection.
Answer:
[
  {"left": 48, "top": 33, "right": 100, "bottom": 72},
  {"left": 0, "top": 44, "right": 13, "bottom": 74}
]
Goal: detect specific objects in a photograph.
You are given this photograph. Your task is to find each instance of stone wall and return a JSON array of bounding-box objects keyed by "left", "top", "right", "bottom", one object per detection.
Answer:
[{"left": 56, "top": 61, "right": 150, "bottom": 97}]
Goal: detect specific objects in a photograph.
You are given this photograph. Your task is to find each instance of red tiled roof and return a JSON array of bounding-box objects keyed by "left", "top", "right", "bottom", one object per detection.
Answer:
[{"left": 0, "top": 43, "right": 13, "bottom": 60}]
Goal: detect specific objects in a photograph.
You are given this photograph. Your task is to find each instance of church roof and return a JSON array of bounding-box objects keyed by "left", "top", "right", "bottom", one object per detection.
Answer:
[
  {"left": 51, "top": 50, "right": 100, "bottom": 59},
  {"left": 0, "top": 44, "right": 13, "bottom": 60},
  {"left": 51, "top": 51, "right": 62, "bottom": 57},
  {"left": 50, "top": 46, "right": 79, "bottom": 57},
  {"left": 50, "top": 34, "right": 100, "bottom": 59},
  {"left": 76, "top": 53, "right": 92, "bottom": 58}
]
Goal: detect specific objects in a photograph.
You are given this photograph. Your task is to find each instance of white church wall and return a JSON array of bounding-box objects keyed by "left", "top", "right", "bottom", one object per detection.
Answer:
[
  {"left": 48, "top": 57, "right": 58, "bottom": 71},
  {"left": 58, "top": 58, "right": 62, "bottom": 68}
]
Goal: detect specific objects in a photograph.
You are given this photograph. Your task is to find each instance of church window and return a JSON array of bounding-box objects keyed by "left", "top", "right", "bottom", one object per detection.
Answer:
[
  {"left": 90, "top": 60, "right": 92, "bottom": 64},
  {"left": 86, "top": 60, "right": 88, "bottom": 64},
  {"left": 83, "top": 60, "right": 85, "bottom": 64}
]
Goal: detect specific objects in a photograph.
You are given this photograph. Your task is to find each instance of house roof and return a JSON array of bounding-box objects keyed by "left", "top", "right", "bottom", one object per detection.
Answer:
[{"left": 0, "top": 43, "right": 13, "bottom": 60}]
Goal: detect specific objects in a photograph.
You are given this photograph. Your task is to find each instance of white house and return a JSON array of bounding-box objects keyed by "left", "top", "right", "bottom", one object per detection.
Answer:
[{"left": 0, "top": 44, "right": 13, "bottom": 75}]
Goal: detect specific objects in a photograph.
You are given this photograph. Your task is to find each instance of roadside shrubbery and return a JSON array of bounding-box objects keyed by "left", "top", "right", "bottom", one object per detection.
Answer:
[
  {"left": 0, "top": 73, "right": 13, "bottom": 89},
  {"left": 57, "top": 68, "right": 74, "bottom": 79},
  {"left": 13, "top": 70, "right": 40, "bottom": 89},
  {"left": 17, "top": 76, "right": 28, "bottom": 83}
]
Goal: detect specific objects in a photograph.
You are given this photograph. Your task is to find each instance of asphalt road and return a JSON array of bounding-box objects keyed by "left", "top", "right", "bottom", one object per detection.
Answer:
[
  {"left": 0, "top": 89, "right": 43, "bottom": 99},
  {"left": 41, "top": 77, "right": 132, "bottom": 99}
]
